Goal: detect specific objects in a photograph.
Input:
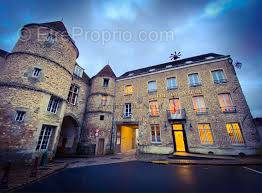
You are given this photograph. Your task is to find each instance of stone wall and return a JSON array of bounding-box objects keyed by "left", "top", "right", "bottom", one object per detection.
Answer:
[{"left": 115, "top": 58, "right": 261, "bottom": 155}]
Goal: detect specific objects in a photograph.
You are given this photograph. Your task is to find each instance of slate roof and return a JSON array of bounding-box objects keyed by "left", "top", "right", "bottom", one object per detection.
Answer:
[
  {"left": 23, "top": 21, "right": 79, "bottom": 58},
  {"left": 118, "top": 53, "right": 229, "bottom": 80},
  {"left": 0, "top": 49, "right": 9, "bottom": 58},
  {"left": 94, "top": 65, "right": 116, "bottom": 78}
]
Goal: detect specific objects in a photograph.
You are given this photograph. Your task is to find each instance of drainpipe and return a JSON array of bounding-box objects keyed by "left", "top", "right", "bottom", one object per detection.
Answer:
[{"left": 110, "top": 78, "right": 117, "bottom": 153}]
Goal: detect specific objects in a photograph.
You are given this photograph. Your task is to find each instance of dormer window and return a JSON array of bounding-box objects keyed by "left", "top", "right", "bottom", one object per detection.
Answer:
[
  {"left": 74, "top": 65, "right": 84, "bottom": 78},
  {"left": 32, "top": 67, "right": 41, "bottom": 78},
  {"left": 166, "top": 65, "right": 172, "bottom": 68},
  {"left": 128, "top": 73, "right": 134, "bottom": 76},
  {"left": 149, "top": 69, "right": 155, "bottom": 72},
  {"left": 103, "top": 78, "right": 109, "bottom": 87},
  {"left": 47, "top": 34, "right": 55, "bottom": 45},
  {"left": 205, "top": 56, "right": 215, "bottom": 60},
  {"left": 185, "top": 61, "right": 193, "bottom": 64}
]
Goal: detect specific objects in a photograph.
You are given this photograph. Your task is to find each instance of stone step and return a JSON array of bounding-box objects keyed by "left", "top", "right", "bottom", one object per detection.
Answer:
[{"left": 169, "top": 152, "right": 236, "bottom": 160}]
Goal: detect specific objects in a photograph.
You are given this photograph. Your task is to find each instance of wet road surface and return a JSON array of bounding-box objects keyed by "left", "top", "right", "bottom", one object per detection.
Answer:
[{"left": 16, "top": 161, "right": 262, "bottom": 193}]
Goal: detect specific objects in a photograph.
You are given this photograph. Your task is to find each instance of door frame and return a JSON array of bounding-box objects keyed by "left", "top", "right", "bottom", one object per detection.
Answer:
[{"left": 172, "top": 123, "right": 188, "bottom": 152}]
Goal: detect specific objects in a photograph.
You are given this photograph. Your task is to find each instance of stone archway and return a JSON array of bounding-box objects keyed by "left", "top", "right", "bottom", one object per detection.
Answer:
[{"left": 56, "top": 116, "right": 79, "bottom": 155}]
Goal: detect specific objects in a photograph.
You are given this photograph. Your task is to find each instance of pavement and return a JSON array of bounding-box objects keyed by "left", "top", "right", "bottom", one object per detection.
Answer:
[
  {"left": 1, "top": 152, "right": 262, "bottom": 193},
  {"left": 12, "top": 161, "right": 262, "bottom": 193}
]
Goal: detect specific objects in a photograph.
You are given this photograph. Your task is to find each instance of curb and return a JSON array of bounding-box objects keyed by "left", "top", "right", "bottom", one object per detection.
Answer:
[
  {"left": 151, "top": 160, "right": 262, "bottom": 166},
  {"left": 1, "top": 163, "right": 69, "bottom": 193}
]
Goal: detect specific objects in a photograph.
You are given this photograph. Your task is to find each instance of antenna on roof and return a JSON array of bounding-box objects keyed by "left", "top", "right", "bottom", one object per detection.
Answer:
[
  {"left": 61, "top": 17, "right": 63, "bottom": 22},
  {"left": 169, "top": 51, "right": 181, "bottom": 61}
]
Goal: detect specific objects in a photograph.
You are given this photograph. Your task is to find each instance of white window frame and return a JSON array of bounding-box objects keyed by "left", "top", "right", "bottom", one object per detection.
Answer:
[
  {"left": 36, "top": 125, "right": 54, "bottom": 151},
  {"left": 188, "top": 73, "right": 201, "bottom": 86},
  {"left": 148, "top": 80, "right": 157, "bottom": 92},
  {"left": 166, "top": 77, "right": 177, "bottom": 90},
  {"left": 151, "top": 124, "right": 161, "bottom": 143},
  {"left": 15, "top": 111, "right": 26, "bottom": 122},
  {"left": 124, "top": 103, "right": 132, "bottom": 117},
  {"left": 212, "top": 69, "right": 227, "bottom": 84},
  {"left": 74, "top": 65, "right": 84, "bottom": 78},
  {"left": 103, "top": 78, "right": 109, "bottom": 87},
  {"left": 67, "top": 84, "right": 79, "bottom": 105},
  {"left": 47, "top": 96, "right": 60, "bottom": 114}
]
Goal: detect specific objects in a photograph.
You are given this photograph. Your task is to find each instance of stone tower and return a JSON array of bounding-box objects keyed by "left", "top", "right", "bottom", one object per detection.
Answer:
[
  {"left": 0, "top": 21, "right": 78, "bottom": 162},
  {"left": 83, "top": 65, "right": 116, "bottom": 155}
]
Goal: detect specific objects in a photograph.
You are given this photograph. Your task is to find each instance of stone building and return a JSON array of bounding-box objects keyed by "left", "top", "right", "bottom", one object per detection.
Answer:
[{"left": 0, "top": 21, "right": 261, "bottom": 162}]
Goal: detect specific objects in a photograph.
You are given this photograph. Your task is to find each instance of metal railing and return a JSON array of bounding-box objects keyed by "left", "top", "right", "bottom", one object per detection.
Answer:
[
  {"left": 214, "top": 79, "right": 228, "bottom": 84},
  {"left": 194, "top": 108, "right": 209, "bottom": 115},
  {"left": 189, "top": 82, "right": 202, "bottom": 87},
  {"left": 167, "top": 109, "right": 186, "bottom": 120},
  {"left": 221, "top": 106, "right": 237, "bottom": 113}
]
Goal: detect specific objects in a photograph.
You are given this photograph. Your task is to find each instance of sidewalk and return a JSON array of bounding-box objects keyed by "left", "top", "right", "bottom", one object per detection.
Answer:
[{"left": 0, "top": 160, "right": 68, "bottom": 193}]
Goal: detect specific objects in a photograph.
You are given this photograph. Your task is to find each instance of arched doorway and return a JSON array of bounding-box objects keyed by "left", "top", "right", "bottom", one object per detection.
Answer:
[{"left": 56, "top": 116, "right": 79, "bottom": 156}]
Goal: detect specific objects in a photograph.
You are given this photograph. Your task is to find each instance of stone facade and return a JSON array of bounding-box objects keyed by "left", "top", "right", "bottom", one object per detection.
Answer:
[{"left": 0, "top": 21, "right": 261, "bottom": 163}]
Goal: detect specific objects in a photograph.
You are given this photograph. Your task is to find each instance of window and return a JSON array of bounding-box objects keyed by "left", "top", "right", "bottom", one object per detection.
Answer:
[
  {"left": 198, "top": 124, "right": 214, "bottom": 144},
  {"left": 149, "top": 68, "right": 155, "bottom": 72},
  {"left": 101, "top": 95, "right": 107, "bottom": 106},
  {"left": 149, "top": 100, "right": 159, "bottom": 116},
  {"left": 167, "top": 77, "right": 177, "bottom": 90},
  {"left": 188, "top": 73, "right": 201, "bottom": 87},
  {"left": 47, "top": 96, "right": 60, "bottom": 114},
  {"left": 15, "top": 111, "right": 26, "bottom": 122},
  {"left": 67, "top": 84, "right": 79, "bottom": 105},
  {"left": 148, "top": 81, "right": 157, "bottom": 92},
  {"left": 100, "top": 115, "right": 104, "bottom": 120},
  {"left": 193, "top": 96, "right": 207, "bottom": 114},
  {"left": 151, "top": 124, "right": 161, "bottom": 143},
  {"left": 74, "top": 65, "right": 84, "bottom": 78},
  {"left": 128, "top": 73, "right": 134, "bottom": 76},
  {"left": 47, "top": 34, "right": 55, "bottom": 44},
  {"left": 185, "top": 61, "right": 193, "bottom": 64},
  {"left": 226, "top": 123, "right": 244, "bottom": 145},
  {"left": 212, "top": 70, "right": 227, "bottom": 84},
  {"left": 124, "top": 103, "right": 132, "bottom": 117},
  {"left": 103, "top": 78, "right": 109, "bottom": 87},
  {"left": 124, "top": 85, "right": 133, "bottom": 95},
  {"left": 32, "top": 68, "right": 41, "bottom": 78},
  {"left": 36, "top": 125, "right": 54, "bottom": 151},
  {"left": 166, "top": 65, "right": 172, "bottom": 68},
  {"left": 169, "top": 98, "right": 180, "bottom": 114},
  {"left": 218, "top": 94, "right": 236, "bottom": 113}
]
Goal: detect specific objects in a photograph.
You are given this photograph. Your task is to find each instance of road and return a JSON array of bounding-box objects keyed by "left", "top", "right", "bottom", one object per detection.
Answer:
[{"left": 16, "top": 161, "right": 262, "bottom": 193}]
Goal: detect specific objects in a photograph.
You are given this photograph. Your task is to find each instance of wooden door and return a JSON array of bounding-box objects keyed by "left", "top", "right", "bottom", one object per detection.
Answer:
[
  {"left": 97, "top": 138, "right": 104, "bottom": 156},
  {"left": 120, "top": 126, "right": 133, "bottom": 153},
  {"left": 173, "top": 124, "right": 186, "bottom": 152}
]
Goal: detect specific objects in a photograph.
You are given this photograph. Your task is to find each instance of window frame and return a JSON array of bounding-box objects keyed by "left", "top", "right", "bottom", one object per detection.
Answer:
[
  {"left": 148, "top": 80, "right": 157, "bottom": 93},
  {"left": 218, "top": 93, "right": 236, "bottom": 113},
  {"left": 166, "top": 77, "right": 177, "bottom": 90},
  {"left": 15, "top": 111, "right": 26, "bottom": 122},
  {"left": 100, "top": 115, "right": 105, "bottom": 121},
  {"left": 211, "top": 69, "right": 227, "bottom": 84},
  {"left": 192, "top": 95, "right": 208, "bottom": 114},
  {"left": 67, "top": 84, "right": 79, "bottom": 105},
  {"left": 101, "top": 95, "right": 108, "bottom": 106},
  {"left": 188, "top": 73, "right": 201, "bottom": 87},
  {"left": 124, "top": 85, "right": 134, "bottom": 95},
  {"left": 124, "top": 103, "right": 132, "bottom": 118},
  {"left": 74, "top": 65, "right": 84, "bottom": 78},
  {"left": 103, "top": 78, "right": 110, "bottom": 87},
  {"left": 47, "top": 96, "right": 60, "bottom": 114},
  {"left": 226, "top": 122, "right": 245, "bottom": 145},
  {"left": 32, "top": 67, "right": 42, "bottom": 78},
  {"left": 36, "top": 125, "right": 55, "bottom": 151},
  {"left": 150, "top": 124, "right": 161, "bottom": 144},
  {"left": 197, "top": 123, "right": 214, "bottom": 145}
]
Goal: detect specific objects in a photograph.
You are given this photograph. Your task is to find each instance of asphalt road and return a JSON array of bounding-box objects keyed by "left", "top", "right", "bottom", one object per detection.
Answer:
[{"left": 16, "top": 161, "right": 262, "bottom": 193}]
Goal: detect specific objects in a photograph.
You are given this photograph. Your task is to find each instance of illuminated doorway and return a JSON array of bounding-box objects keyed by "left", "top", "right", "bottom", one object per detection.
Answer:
[
  {"left": 172, "top": 124, "right": 187, "bottom": 152},
  {"left": 116, "top": 125, "right": 138, "bottom": 153}
]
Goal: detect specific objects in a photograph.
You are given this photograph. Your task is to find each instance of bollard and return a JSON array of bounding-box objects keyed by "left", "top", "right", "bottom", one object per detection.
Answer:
[
  {"left": 0, "top": 162, "right": 11, "bottom": 189},
  {"left": 30, "top": 157, "right": 39, "bottom": 177}
]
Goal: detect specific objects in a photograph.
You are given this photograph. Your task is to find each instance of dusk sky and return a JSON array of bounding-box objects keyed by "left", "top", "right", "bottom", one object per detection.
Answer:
[{"left": 0, "top": 0, "right": 261, "bottom": 117}]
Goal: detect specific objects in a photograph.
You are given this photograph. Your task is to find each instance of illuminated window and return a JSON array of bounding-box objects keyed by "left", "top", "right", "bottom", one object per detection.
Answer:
[
  {"left": 167, "top": 77, "right": 177, "bottom": 90},
  {"left": 149, "top": 100, "right": 159, "bottom": 116},
  {"left": 36, "top": 125, "right": 55, "bottom": 151},
  {"left": 193, "top": 96, "right": 207, "bottom": 114},
  {"left": 169, "top": 98, "right": 180, "bottom": 114},
  {"left": 188, "top": 73, "right": 201, "bottom": 87},
  {"left": 148, "top": 81, "right": 157, "bottom": 92},
  {"left": 47, "top": 96, "right": 60, "bottom": 114},
  {"left": 101, "top": 95, "right": 107, "bottom": 106},
  {"left": 67, "top": 84, "right": 79, "bottom": 105},
  {"left": 212, "top": 70, "right": 227, "bottom": 84},
  {"left": 218, "top": 94, "right": 236, "bottom": 113},
  {"left": 226, "top": 123, "right": 244, "bottom": 145},
  {"left": 151, "top": 124, "right": 161, "bottom": 143},
  {"left": 124, "top": 85, "right": 133, "bottom": 95},
  {"left": 15, "top": 111, "right": 26, "bottom": 122},
  {"left": 198, "top": 124, "right": 214, "bottom": 145}
]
